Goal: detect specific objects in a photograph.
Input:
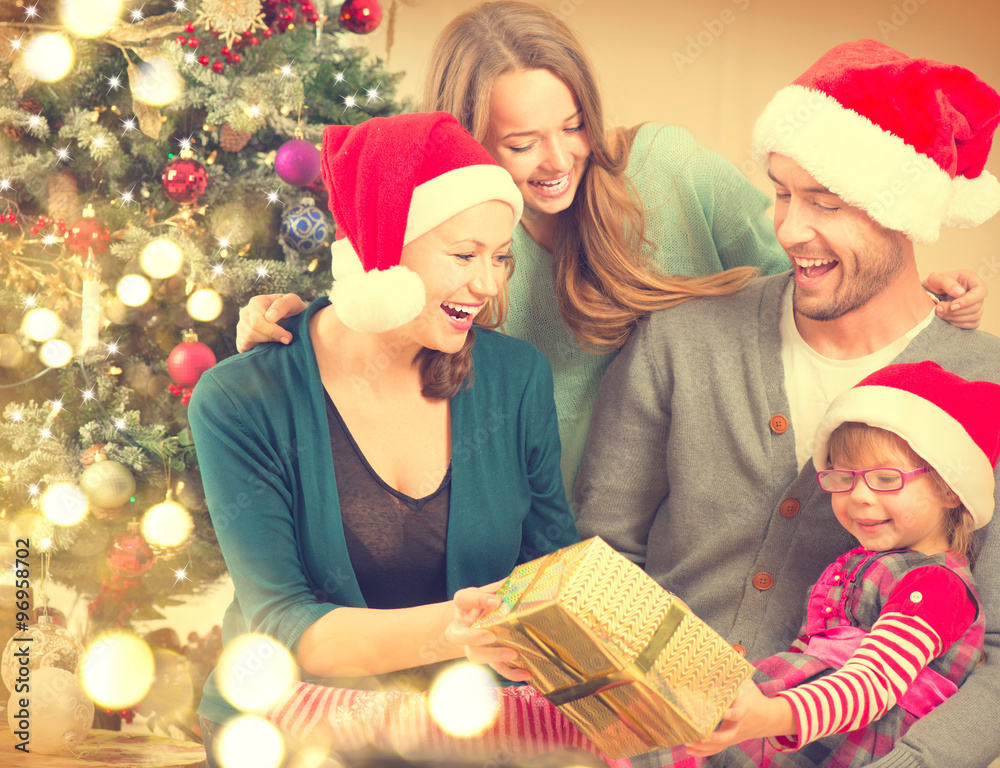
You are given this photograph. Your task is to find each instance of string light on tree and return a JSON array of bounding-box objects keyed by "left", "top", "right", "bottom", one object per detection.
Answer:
[
  {"left": 39, "top": 340, "right": 73, "bottom": 368},
  {"left": 80, "top": 630, "right": 155, "bottom": 710},
  {"left": 139, "top": 238, "right": 184, "bottom": 278},
  {"left": 131, "top": 57, "right": 184, "bottom": 106},
  {"left": 187, "top": 288, "right": 223, "bottom": 322},
  {"left": 58, "top": 0, "right": 124, "bottom": 38},
  {"left": 21, "top": 308, "right": 63, "bottom": 342},
  {"left": 117, "top": 274, "right": 152, "bottom": 307},
  {"left": 23, "top": 34, "right": 75, "bottom": 82},
  {"left": 40, "top": 483, "right": 89, "bottom": 526},
  {"left": 141, "top": 493, "right": 194, "bottom": 552}
]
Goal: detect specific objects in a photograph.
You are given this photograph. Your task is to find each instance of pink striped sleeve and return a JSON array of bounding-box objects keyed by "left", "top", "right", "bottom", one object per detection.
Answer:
[
  {"left": 264, "top": 681, "right": 630, "bottom": 766},
  {"left": 770, "top": 612, "right": 944, "bottom": 750}
]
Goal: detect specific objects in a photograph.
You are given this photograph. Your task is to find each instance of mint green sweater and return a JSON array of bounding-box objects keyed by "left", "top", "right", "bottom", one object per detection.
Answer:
[{"left": 503, "top": 124, "right": 789, "bottom": 495}]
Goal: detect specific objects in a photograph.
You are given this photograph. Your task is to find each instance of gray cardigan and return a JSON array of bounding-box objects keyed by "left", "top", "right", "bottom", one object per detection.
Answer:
[{"left": 576, "top": 272, "right": 1000, "bottom": 768}]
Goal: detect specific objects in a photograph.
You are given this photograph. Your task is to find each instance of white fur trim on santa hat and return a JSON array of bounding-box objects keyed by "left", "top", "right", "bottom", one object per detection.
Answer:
[
  {"left": 812, "top": 384, "right": 995, "bottom": 528},
  {"left": 404, "top": 164, "right": 523, "bottom": 244},
  {"left": 751, "top": 84, "right": 1000, "bottom": 243},
  {"left": 329, "top": 238, "right": 365, "bottom": 280},
  {"left": 329, "top": 264, "right": 426, "bottom": 334}
]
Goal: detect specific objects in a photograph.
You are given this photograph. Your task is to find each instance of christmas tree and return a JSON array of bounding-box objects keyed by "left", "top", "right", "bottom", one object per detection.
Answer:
[{"left": 0, "top": 0, "right": 401, "bottom": 733}]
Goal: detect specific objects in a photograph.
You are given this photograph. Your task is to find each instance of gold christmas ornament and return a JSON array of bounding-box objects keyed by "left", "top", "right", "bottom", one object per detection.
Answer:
[
  {"left": 194, "top": 0, "right": 268, "bottom": 48},
  {"left": 79, "top": 459, "right": 135, "bottom": 509},
  {"left": 141, "top": 496, "right": 194, "bottom": 551}
]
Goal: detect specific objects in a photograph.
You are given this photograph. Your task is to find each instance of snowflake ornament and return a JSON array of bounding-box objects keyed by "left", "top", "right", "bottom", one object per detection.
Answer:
[{"left": 193, "top": 0, "right": 268, "bottom": 48}]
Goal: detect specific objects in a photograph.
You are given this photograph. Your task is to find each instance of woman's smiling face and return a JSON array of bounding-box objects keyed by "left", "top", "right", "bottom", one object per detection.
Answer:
[
  {"left": 399, "top": 200, "right": 515, "bottom": 355},
  {"left": 484, "top": 68, "right": 592, "bottom": 223}
]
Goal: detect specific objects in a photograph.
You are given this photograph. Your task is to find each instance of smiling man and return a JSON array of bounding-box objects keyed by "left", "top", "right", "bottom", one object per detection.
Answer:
[{"left": 576, "top": 40, "right": 1000, "bottom": 768}]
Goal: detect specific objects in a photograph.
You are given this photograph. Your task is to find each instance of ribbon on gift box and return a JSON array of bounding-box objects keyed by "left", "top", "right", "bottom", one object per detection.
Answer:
[
  {"left": 493, "top": 547, "right": 692, "bottom": 751},
  {"left": 508, "top": 603, "right": 690, "bottom": 751}
]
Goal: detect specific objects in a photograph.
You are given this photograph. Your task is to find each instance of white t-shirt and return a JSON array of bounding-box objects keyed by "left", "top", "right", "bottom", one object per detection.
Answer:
[{"left": 779, "top": 283, "right": 936, "bottom": 469}]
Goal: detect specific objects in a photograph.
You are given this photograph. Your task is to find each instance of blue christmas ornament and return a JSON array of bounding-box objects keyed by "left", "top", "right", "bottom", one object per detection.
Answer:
[{"left": 280, "top": 202, "right": 331, "bottom": 253}]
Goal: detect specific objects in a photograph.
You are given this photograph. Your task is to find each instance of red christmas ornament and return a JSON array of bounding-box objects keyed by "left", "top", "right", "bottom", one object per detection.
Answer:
[
  {"left": 162, "top": 155, "right": 208, "bottom": 205},
  {"left": 106, "top": 524, "right": 156, "bottom": 577},
  {"left": 339, "top": 0, "right": 382, "bottom": 34},
  {"left": 168, "top": 331, "right": 217, "bottom": 387},
  {"left": 66, "top": 206, "right": 111, "bottom": 256}
]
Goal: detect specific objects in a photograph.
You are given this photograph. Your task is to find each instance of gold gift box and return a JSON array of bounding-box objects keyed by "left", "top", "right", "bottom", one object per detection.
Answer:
[{"left": 473, "top": 537, "right": 754, "bottom": 759}]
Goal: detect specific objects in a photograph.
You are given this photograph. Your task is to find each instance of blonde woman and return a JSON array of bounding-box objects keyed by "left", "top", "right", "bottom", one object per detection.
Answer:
[{"left": 236, "top": 1, "right": 984, "bottom": 497}]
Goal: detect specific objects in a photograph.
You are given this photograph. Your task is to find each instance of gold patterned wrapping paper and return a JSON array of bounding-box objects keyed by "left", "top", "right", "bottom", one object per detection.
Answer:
[{"left": 473, "top": 537, "right": 754, "bottom": 759}]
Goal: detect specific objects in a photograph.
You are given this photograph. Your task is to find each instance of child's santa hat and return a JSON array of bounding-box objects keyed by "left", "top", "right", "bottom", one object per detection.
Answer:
[
  {"left": 752, "top": 39, "right": 1000, "bottom": 243},
  {"left": 813, "top": 361, "right": 1000, "bottom": 529},
  {"left": 321, "top": 112, "right": 523, "bottom": 333}
]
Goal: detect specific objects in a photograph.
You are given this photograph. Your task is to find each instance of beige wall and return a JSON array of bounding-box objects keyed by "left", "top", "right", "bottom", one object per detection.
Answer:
[{"left": 359, "top": 0, "right": 1000, "bottom": 336}]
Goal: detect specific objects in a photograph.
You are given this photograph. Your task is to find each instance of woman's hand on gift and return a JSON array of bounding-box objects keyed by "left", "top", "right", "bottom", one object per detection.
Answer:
[
  {"left": 923, "top": 269, "right": 987, "bottom": 329},
  {"left": 236, "top": 293, "right": 308, "bottom": 351},
  {"left": 444, "top": 580, "right": 532, "bottom": 683},
  {"left": 683, "top": 681, "right": 795, "bottom": 756}
]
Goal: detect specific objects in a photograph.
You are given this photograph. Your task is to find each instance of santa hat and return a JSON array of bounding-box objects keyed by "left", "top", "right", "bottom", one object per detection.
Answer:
[
  {"left": 813, "top": 361, "right": 1000, "bottom": 529},
  {"left": 321, "top": 112, "right": 523, "bottom": 333},
  {"left": 751, "top": 39, "right": 1000, "bottom": 243}
]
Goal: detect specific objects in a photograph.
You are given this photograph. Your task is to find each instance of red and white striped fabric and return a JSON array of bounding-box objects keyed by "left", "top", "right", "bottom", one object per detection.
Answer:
[
  {"left": 771, "top": 612, "right": 944, "bottom": 749},
  {"left": 264, "top": 681, "right": 631, "bottom": 767}
]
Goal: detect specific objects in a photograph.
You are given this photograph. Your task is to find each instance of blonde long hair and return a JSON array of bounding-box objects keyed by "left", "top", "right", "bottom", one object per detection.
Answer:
[{"left": 424, "top": 1, "right": 758, "bottom": 350}]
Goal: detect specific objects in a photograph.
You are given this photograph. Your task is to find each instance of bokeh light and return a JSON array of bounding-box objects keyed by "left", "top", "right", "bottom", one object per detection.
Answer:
[
  {"left": 140, "top": 238, "right": 184, "bottom": 278},
  {"left": 141, "top": 500, "right": 194, "bottom": 549},
  {"left": 131, "top": 56, "right": 183, "bottom": 106},
  {"left": 216, "top": 634, "right": 298, "bottom": 712},
  {"left": 59, "top": 0, "right": 123, "bottom": 37},
  {"left": 214, "top": 715, "right": 285, "bottom": 768},
  {"left": 427, "top": 662, "right": 500, "bottom": 738},
  {"left": 39, "top": 339, "right": 73, "bottom": 368},
  {"left": 21, "top": 308, "right": 63, "bottom": 342},
  {"left": 40, "top": 483, "right": 89, "bottom": 526},
  {"left": 187, "top": 288, "right": 223, "bottom": 322},
  {"left": 117, "top": 275, "right": 152, "bottom": 307},
  {"left": 23, "top": 33, "right": 75, "bottom": 83},
  {"left": 81, "top": 631, "right": 155, "bottom": 709}
]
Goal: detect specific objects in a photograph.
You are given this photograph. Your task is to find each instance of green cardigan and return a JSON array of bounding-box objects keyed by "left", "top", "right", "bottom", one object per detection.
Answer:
[
  {"left": 504, "top": 123, "right": 790, "bottom": 495},
  {"left": 189, "top": 298, "right": 579, "bottom": 726}
]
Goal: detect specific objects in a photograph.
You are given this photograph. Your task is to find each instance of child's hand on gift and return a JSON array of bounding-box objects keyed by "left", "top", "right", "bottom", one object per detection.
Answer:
[
  {"left": 684, "top": 681, "right": 796, "bottom": 756},
  {"left": 444, "top": 581, "right": 532, "bottom": 682}
]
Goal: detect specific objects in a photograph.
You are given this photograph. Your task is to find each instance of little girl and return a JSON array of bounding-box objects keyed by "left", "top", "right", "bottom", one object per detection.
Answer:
[{"left": 680, "top": 360, "right": 1000, "bottom": 767}]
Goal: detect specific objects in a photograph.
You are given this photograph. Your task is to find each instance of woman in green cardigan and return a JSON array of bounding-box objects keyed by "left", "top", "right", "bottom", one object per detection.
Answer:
[
  {"left": 189, "top": 113, "right": 580, "bottom": 765},
  {"left": 234, "top": 1, "right": 985, "bottom": 498}
]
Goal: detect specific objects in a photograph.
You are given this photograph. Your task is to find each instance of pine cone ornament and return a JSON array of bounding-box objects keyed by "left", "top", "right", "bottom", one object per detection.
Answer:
[
  {"left": 220, "top": 123, "right": 251, "bottom": 152},
  {"left": 19, "top": 96, "right": 42, "bottom": 114},
  {"left": 47, "top": 169, "right": 80, "bottom": 223},
  {"left": 4, "top": 123, "right": 24, "bottom": 141}
]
